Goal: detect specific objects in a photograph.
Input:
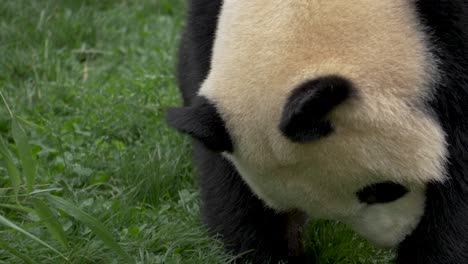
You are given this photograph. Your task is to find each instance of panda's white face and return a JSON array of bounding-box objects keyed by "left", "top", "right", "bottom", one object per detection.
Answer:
[{"left": 198, "top": 0, "right": 448, "bottom": 248}]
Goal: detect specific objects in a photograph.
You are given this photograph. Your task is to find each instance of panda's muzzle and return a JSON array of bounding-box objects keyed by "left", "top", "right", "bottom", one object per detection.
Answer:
[{"left": 279, "top": 75, "right": 353, "bottom": 143}]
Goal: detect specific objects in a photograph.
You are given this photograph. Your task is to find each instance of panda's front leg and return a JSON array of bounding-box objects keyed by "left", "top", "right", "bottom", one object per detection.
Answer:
[{"left": 193, "top": 142, "right": 307, "bottom": 264}]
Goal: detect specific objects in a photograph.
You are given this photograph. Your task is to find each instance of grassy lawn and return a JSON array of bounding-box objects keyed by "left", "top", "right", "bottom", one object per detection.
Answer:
[{"left": 0, "top": 1, "right": 394, "bottom": 263}]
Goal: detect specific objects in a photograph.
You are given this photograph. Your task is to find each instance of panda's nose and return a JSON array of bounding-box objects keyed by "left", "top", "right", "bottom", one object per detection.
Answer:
[
  {"left": 279, "top": 75, "right": 353, "bottom": 142},
  {"left": 356, "top": 182, "right": 409, "bottom": 204}
]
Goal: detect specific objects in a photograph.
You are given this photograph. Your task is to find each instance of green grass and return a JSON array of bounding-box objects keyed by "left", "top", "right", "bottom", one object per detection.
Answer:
[{"left": 0, "top": 1, "right": 394, "bottom": 263}]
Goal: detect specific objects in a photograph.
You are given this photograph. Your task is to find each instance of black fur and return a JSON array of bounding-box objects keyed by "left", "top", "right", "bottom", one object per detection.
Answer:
[
  {"left": 356, "top": 182, "right": 409, "bottom": 205},
  {"left": 170, "top": 0, "right": 468, "bottom": 263},
  {"left": 279, "top": 76, "right": 353, "bottom": 142},
  {"left": 396, "top": 1, "right": 468, "bottom": 264},
  {"left": 166, "top": 96, "right": 233, "bottom": 152},
  {"left": 176, "top": 0, "right": 222, "bottom": 106}
]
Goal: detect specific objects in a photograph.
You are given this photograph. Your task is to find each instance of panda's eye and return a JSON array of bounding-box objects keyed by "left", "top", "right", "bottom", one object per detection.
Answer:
[{"left": 356, "top": 182, "right": 409, "bottom": 205}]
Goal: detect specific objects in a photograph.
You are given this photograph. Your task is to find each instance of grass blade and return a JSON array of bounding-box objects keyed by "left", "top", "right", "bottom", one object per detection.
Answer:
[
  {"left": 0, "top": 137, "right": 21, "bottom": 198},
  {"left": 15, "top": 116, "right": 45, "bottom": 131},
  {"left": 0, "top": 203, "right": 35, "bottom": 213},
  {"left": 0, "top": 238, "right": 36, "bottom": 264},
  {"left": 0, "top": 214, "right": 68, "bottom": 260},
  {"left": 29, "top": 188, "right": 62, "bottom": 195},
  {"left": 32, "top": 199, "right": 68, "bottom": 248},
  {"left": 11, "top": 118, "right": 36, "bottom": 193},
  {"left": 46, "top": 194, "right": 133, "bottom": 262}
]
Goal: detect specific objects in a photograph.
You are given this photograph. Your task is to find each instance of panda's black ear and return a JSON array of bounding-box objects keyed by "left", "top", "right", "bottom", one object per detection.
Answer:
[
  {"left": 279, "top": 75, "right": 353, "bottom": 143},
  {"left": 166, "top": 97, "right": 233, "bottom": 152}
]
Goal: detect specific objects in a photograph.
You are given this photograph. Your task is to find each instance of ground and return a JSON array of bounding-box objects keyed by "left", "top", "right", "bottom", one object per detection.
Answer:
[{"left": 0, "top": 1, "right": 393, "bottom": 263}]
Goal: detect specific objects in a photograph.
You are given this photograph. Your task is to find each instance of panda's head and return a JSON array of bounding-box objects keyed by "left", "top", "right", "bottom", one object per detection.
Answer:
[{"left": 168, "top": 0, "right": 448, "bottom": 248}]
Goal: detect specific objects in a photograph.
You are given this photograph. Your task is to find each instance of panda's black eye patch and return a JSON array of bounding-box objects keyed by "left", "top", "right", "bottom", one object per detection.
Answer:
[{"left": 356, "top": 182, "right": 409, "bottom": 205}]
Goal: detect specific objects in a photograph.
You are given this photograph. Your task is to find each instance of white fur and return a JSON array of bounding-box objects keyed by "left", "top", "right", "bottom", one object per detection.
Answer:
[
  {"left": 200, "top": 0, "right": 448, "bottom": 247},
  {"left": 345, "top": 186, "right": 426, "bottom": 248}
]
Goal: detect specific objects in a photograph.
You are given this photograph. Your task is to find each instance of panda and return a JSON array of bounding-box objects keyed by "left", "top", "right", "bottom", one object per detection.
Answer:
[{"left": 167, "top": 0, "right": 468, "bottom": 263}]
